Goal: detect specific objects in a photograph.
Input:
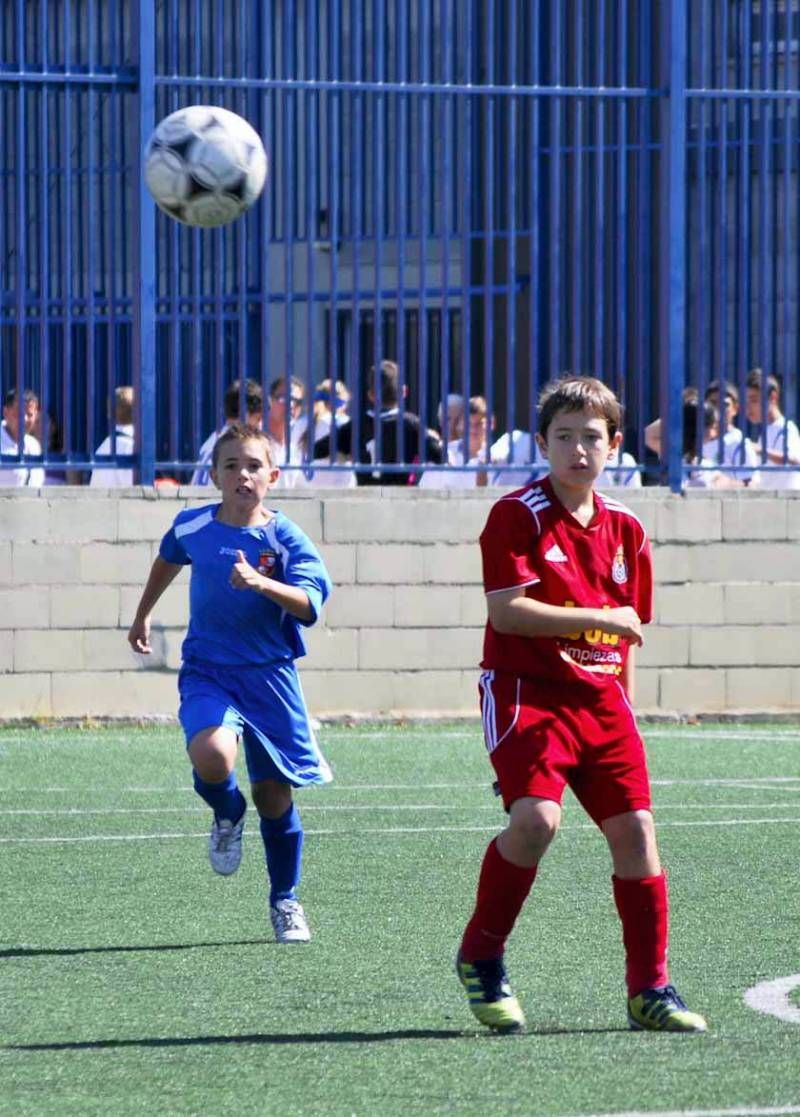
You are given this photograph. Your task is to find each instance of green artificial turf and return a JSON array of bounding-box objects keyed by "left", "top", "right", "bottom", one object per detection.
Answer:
[{"left": 1, "top": 722, "right": 799, "bottom": 1116}]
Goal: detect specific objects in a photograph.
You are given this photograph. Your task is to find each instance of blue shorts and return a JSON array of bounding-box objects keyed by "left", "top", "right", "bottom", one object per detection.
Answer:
[{"left": 178, "top": 659, "right": 332, "bottom": 787}]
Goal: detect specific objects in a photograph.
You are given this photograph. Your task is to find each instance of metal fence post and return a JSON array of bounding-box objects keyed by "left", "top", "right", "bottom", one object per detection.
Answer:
[
  {"left": 134, "top": 0, "right": 156, "bottom": 485},
  {"left": 660, "top": 0, "right": 688, "bottom": 492}
]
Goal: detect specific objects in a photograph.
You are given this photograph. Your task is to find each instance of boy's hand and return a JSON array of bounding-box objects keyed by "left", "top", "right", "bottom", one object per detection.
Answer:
[
  {"left": 230, "top": 550, "right": 267, "bottom": 592},
  {"left": 128, "top": 616, "right": 152, "bottom": 654},
  {"left": 600, "top": 606, "right": 644, "bottom": 646}
]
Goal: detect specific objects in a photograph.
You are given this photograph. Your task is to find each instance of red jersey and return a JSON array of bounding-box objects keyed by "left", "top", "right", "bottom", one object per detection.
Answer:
[{"left": 480, "top": 476, "right": 652, "bottom": 687}]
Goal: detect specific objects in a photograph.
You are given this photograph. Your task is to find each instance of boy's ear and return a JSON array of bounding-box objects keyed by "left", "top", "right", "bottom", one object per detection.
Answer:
[
  {"left": 608, "top": 430, "right": 623, "bottom": 457},
  {"left": 535, "top": 431, "right": 548, "bottom": 458}
]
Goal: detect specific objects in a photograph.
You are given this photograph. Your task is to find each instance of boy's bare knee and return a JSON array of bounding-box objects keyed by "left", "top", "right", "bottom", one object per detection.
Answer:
[
  {"left": 603, "top": 810, "right": 660, "bottom": 876},
  {"left": 252, "top": 779, "right": 292, "bottom": 819},
  {"left": 188, "top": 728, "right": 237, "bottom": 782},
  {"left": 501, "top": 798, "right": 561, "bottom": 863}
]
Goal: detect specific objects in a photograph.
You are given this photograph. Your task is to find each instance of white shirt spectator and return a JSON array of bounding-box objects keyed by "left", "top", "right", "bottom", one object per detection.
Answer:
[
  {"left": 191, "top": 425, "right": 231, "bottom": 486},
  {"left": 0, "top": 421, "right": 45, "bottom": 487},
  {"left": 489, "top": 430, "right": 543, "bottom": 487},
  {"left": 597, "top": 446, "right": 642, "bottom": 489},
  {"left": 684, "top": 458, "right": 724, "bottom": 488},
  {"left": 702, "top": 427, "right": 760, "bottom": 485},
  {"left": 89, "top": 424, "right": 135, "bottom": 487},
  {"left": 753, "top": 417, "right": 800, "bottom": 490},
  {"left": 418, "top": 439, "right": 490, "bottom": 489}
]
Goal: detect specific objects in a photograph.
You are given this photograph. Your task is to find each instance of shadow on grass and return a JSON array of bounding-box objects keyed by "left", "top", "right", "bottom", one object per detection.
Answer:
[
  {"left": 0, "top": 940, "right": 266, "bottom": 959},
  {"left": 5, "top": 1025, "right": 628, "bottom": 1052},
  {"left": 7, "top": 1029, "right": 468, "bottom": 1051}
]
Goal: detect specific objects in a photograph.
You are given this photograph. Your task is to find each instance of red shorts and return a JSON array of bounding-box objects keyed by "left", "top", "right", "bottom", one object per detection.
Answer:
[{"left": 478, "top": 669, "right": 652, "bottom": 826}]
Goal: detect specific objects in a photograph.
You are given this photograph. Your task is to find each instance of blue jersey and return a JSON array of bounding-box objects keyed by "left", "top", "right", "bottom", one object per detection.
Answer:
[{"left": 159, "top": 505, "right": 331, "bottom": 667}]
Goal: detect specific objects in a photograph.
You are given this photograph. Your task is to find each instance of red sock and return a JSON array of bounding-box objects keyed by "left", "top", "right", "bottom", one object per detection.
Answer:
[
  {"left": 612, "top": 872, "right": 670, "bottom": 997},
  {"left": 460, "top": 838, "right": 538, "bottom": 961}
]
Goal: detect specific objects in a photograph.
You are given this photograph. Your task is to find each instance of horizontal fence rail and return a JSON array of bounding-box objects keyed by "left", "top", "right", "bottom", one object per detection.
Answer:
[{"left": 1, "top": 0, "right": 799, "bottom": 492}]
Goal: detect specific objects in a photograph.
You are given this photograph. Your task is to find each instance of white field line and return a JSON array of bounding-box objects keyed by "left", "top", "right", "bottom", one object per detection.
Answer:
[
  {"left": 2, "top": 777, "right": 799, "bottom": 796},
  {"left": 0, "top": 800, "right": 798, "bottom": 818},
  {"left": 573, "top": 1106, "right": 800, "bottom": 1117},
  {"left": 1, "top": 816, "right": 799, "bottom": 844},
  {"left": 744, "top": 975, "right": 800, "bottom": 1025}
]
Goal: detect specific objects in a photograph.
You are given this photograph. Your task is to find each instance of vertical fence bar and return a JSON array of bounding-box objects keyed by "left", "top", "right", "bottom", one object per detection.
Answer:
[
  {"left": 548, "top": 0, "right": 562, "bottom": 379},
  {"left": 14, "top": 0, "right": 27, "bottom": 457},
  {"left": 135, "top": 0, "right": 157, "bottom": 484},
  {"left": 592, "top": 0, "right": 606, "bottom": 383},
  {"left": 504, "top": 1, "right": 517, "bottom": 442},
  {"left": 570, "top": 0, "right": 584, "bottom": 376},
  {"left": 527, "top": 0, "right": 541, "bottom": 441},
  {"left": 661, "top": 0, "right": 688, "bottom": 492},
  {"left": 614, "top": 0, "right": 628, "bottom": 435},
  {"left": 38, "top": 0, "right": 51, "bottom": 469}
]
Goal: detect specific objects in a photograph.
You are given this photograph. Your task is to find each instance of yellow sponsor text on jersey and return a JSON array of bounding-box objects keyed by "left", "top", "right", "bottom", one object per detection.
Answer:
[{"left": 563, "top": 601, "right": 620, "bottom": 646}]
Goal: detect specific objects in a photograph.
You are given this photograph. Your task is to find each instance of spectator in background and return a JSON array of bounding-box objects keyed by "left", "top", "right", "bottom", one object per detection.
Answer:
[
  {"left": 309, "top": 378, "right": 351, "bottom": 443},
  {"left": 682, "top": 397, "right": 731, "bottom": 489},
  {"left": 192, "top": 379, "right": 264, "bottom": 486},
  {"left": 296, "top": 378, "right": 356, "bottom": 488},
  {"left": 598, "top": 443, "right": 642, "bottom": 489},
  {"left": 37, "top": 412, "right": 83, "bottom": 486},
  {"left": 89, "top": 386, "right": 135, "bottom": 488},
  {"left": 266, "top": 375, "right": 307, "bottom": 489},
  {"left": 489, "top": 428, "right": 542, "bottom": 487},
  {"left": 0, "top": 387, "right": 45, "bottom": 487},
  {"left": 745, "top": 368, "right": 800, "bottom": 490},
  {"left": 313, "top": 359, "right": 444, "bottom": 485},
  {"left": 438, "top": 393, "right": 465, "bottom": 444},
  {"left": 702, "top": 380, "right": 759, "bottom": 487},
  {"left": 643, "top": 387, "right": 700, "bottom": 459},
  {"left": 420, "top": 395, "right": 492, "bottom": 489}
]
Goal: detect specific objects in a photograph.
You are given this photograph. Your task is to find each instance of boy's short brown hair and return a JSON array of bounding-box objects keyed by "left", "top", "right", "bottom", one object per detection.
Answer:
[
  {"left": 746, "top": 367, "right": 780, "bottom": 397},
  {"left": 212, "top": 422, "right": 276, "bottom": 469},
  {"left": 223, "top": 378, "right": 263, "bottom": 420},
  {"left": 704, "top": 379, "right": 738, "bottom": 404},
  {"left": 537, "top": 376, "right": 622, "bottom": 439}
]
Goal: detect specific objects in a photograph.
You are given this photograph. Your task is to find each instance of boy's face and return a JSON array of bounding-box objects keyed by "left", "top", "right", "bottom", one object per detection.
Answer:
[
  {"left": 745, "top": 387, "right": 778, "bottom": 425},
  {"left": 535, "top": 407, "right": 621, "bottom": 490},
  {"left": 3, "top": 398, "right": 39, "bottom": 442},
  {"left": 211, "top": 437, "right": 280, "bottom": 506},
  {"left": 269, "top": 383, "right": 304, "bottom": 427},
  {"left": 707, "top": 390, "right": 738, "bottom": 430}
]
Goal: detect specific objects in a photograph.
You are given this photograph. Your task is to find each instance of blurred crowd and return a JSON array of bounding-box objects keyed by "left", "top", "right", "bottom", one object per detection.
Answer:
[{"left": 2, "top": 364, "right": 798, "bottom": 490}]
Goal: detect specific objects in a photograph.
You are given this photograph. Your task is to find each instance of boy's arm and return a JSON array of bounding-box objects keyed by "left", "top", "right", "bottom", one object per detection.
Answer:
[
  {"left": 128, "top": 556, "right": 184, "bottom": 654},
  {"left": 487, "top": 586, "right": 644, "bottom": 645},
  {"left": 230, "top": 550, "right": 315, "bottom": 622}
]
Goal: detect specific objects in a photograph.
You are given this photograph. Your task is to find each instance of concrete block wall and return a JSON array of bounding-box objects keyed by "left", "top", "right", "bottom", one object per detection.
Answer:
[{"left": 1, "top": 486, "right": 799, "bottom": 719}]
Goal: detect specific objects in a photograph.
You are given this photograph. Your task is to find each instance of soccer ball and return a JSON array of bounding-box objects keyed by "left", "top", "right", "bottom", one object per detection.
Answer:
[{"left": 144, "top": 105, "right": 268, "bottom": 227}]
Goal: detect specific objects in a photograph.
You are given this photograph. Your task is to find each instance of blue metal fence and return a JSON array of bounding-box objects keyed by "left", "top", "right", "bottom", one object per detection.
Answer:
[{"left": 1, "top": 0, "right": 799, "bottom": 490}]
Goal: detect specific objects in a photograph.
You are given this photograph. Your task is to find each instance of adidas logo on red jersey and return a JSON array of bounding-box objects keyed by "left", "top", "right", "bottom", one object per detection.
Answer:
[{"left": 544, "top": 543, "right": 568, "bottom": 563}]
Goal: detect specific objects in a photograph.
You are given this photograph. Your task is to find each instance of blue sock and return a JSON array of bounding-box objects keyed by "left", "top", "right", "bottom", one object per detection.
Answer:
[
  {"left": 192, "top": 770, "right": 247, "bottom": 824},
  {"left": 260, "top": 804, "right": 304, "bottom": 905}
]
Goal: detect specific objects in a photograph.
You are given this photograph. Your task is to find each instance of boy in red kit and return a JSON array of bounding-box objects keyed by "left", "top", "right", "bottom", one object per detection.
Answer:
[{"left": 456, "top": 376, "right": 707, "bottom": 1035}]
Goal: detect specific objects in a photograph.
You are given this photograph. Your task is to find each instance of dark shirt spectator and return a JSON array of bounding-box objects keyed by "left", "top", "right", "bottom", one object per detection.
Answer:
[{"left": 313, "top": 360, "right": 443, "bottom": 485}]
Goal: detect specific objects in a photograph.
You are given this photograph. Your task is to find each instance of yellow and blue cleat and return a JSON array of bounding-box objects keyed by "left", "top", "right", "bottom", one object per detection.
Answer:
[
  {"left": 456, "top": 952, "right": 526, "bottom": 1034},
  {"left": 627, "top": 985, "right": 708, "bottom": 1033}
]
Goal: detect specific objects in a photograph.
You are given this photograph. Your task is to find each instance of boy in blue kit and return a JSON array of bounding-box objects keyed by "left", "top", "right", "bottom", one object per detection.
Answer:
[{"left": 128, "top": 423, "right": 332, "bottom": 943}]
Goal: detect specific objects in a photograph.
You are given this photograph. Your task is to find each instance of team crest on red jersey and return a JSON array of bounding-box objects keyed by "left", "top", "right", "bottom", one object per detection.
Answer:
[
  {"left": 611, "top": 545, "right": 628, "bottom": 584},
  {"left": 257, "top": 549, "right": 277, "bottom": 577}
]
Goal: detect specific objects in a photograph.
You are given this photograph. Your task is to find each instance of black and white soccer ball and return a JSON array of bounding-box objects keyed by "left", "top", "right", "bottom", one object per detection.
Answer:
[{"left": 144, "top": 105, "right": 268, "bottom": 228}]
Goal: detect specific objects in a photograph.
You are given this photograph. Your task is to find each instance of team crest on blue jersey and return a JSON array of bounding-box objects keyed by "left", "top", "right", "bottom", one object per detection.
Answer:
[
  {"left": 257, "top": 549, "right": 277, "bottom": 577},
  {"left": 611, "top": 545, "right": 628, "bottom": 585}
]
